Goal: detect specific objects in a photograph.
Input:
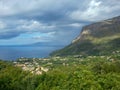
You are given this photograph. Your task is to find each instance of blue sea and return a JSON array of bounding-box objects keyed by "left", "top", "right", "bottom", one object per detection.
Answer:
[{"left": 0, "top": 46, "right": 62, "bottom": 61}]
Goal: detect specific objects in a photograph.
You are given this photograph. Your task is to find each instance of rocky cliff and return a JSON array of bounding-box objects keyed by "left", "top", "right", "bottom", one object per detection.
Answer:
[{"left": 51, "top": 16, "right": 120, "bottom": 56}]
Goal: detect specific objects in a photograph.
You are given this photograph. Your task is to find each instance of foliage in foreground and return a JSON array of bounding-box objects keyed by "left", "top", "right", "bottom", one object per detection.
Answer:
[{"left": 0, "top": 55, "right": 120, "bottom": 90}]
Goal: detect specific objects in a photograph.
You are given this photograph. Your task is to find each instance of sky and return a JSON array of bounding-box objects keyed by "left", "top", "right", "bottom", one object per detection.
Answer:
[{"left": 0, "top": 0, "right": 120, "bottom": 46}]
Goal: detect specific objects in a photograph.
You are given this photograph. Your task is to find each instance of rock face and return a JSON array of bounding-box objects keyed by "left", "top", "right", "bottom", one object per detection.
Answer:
[
  {"left": 51, "top": 16, "right": 120, "bottom": 56},
  {"left": 73, "top": 16, "right": 120, "bottom": 42}
]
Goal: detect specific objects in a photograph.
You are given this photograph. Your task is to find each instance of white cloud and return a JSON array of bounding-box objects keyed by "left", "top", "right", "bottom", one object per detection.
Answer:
[
  {"left": 69, "top": 0, "right": 102, "bottom": 21},
  {"left": 0, "top": 19, "right": 57, "bottom": 40},
  {"left": 90, "top": 0, "right": 101, "bottom": 7},
  {"left": 68, "top": 23, "right": 83, "bottom": 27},
  {"left": 0, "top": 2, "right": 13, "bottom": 16},
  {"left": 69, "top": 0, "right": 120, "bottom": 21},
  {"left": 20, "top": 20, "right": 41, "bottom": 30},
  {"left": 17, "top": 20, "right": 56, "bottom": 32},
  {"left": 0, "top": 21, "right": 6, "bottom": 29}
]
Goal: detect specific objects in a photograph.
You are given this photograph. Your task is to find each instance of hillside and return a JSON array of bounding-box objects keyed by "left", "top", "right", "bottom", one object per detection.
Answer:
[{"left": 51, "top": 16, "right": 120, "bottom": 56}]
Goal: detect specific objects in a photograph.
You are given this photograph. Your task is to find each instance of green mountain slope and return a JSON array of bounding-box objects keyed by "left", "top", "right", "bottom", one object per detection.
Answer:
[{"left": 51, "top": 16, "right": 120, "bottom": 56}]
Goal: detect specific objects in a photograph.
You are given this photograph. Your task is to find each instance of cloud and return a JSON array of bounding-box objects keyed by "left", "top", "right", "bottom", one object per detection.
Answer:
[
  {"left": 68, "top": 23, "right": 83, "bottom": 27},
  {"left": 0, "top": 21, "right": 6, "bottom": 29},
  {"left": 69, "top": 0, "right": 120, "bottom": 21},
  {"left": 0, "top": 0, "right": 78, "bottom": 17},
  {"left": 0, "top": 0, "right": 120, "bottom": 45},
  {"left": 17, "top": 20, "right": 56, "bottom": 32},
  {"left": 69, "top": 0, "right": 102, "bottom": 21},
  {"left": 0, "top": 30, "right": 21, "bottom": 39},
  {"left": 0, "top": 19, "right": 57, "bottom": 39}
]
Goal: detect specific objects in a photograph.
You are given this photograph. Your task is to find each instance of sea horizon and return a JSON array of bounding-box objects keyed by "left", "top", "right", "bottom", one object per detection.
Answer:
[{"left": 0, "top": 46, "right": 63, "bottom": 61}]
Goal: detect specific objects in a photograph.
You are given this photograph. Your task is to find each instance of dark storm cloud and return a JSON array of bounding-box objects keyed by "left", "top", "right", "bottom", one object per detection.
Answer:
[{"left": 0, "top": 30, "right": 21, "bottom": 39}]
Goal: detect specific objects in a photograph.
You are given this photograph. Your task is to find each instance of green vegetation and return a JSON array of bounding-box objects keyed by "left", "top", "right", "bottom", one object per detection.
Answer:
[
  {"left": 0, "top": 52, "right": 120, "bottom": 90},
  {"left": 51, "top": 37, "right": 120, "bottom": 56}
]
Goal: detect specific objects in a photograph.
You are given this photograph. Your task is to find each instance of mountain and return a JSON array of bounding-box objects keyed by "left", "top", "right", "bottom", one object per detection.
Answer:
[
  {"left": 0, "top": 42, "right": 65, "bottom": 47},
  {"left": 51, "top": 16, "right": 120, "bottom": 56},
  {"left": 30, "top": 42, "right": 65, "bottom": 47}
]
